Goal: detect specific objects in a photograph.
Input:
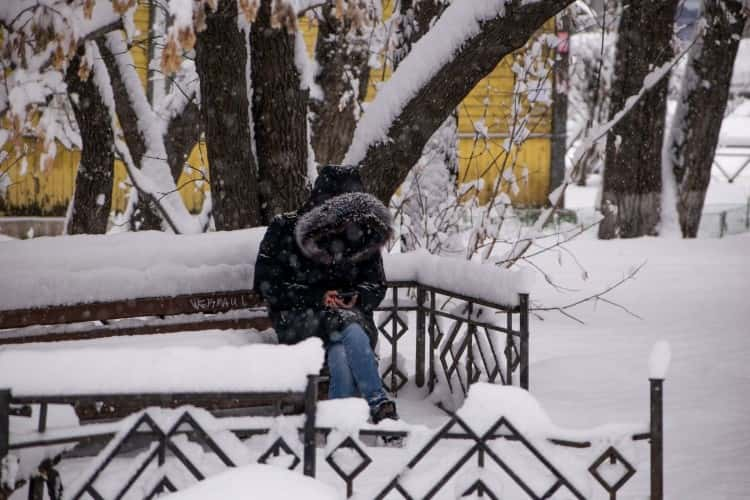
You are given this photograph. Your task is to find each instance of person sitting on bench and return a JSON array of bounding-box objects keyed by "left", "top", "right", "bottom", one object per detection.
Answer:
[{"left": 254, "top": 164, "right": 398, "bottom": 423}]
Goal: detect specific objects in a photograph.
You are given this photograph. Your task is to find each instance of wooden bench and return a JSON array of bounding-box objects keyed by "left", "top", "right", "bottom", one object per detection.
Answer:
[{"left": 0, "top": 290, "right": 271, "bottom": 345}]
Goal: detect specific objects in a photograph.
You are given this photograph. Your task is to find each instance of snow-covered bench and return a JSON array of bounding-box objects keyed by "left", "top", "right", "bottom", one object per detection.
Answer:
[
  {"left": 0, "top": 339, "right": 325, "bottom": 497},
  {"left": 0, "top": 338, "right": 323, "bottom": 419},
  {"left": 0, "top": 230, "right": 534, "bottom": 396}
]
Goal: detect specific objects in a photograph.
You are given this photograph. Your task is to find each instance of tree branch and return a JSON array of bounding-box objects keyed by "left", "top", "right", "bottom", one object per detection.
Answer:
[{"left": 346, "top": 0, "right": 575, "bottom": 203}]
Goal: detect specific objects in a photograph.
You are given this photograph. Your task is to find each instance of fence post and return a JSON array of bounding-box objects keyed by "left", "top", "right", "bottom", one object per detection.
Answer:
[
  {"left": 745, "top": 198, "right": 749, "bottom": 230},
  {"left": 650, "top": 377, "right": 664, "bottom": 500},
  {"left": 0, "top": 389, "right": 9, "bottom": 495},
  {"left": 303, "top": 375, "right": 318, "bottom": 478},
  {"left": 415, "top": 286, "right": 426, "bottom": 388},
  {"left": 428, "top": 291, "right": 436, "bottom": 394},
  {"left": 519, "top": 294, "right": 530, "bottom": 390},
  {"left": 719, "top": 211, "right": 727, "bottom": 238}
]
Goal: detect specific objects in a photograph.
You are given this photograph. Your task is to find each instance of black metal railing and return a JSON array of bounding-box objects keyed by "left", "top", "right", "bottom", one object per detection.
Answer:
[
  {"left": 375, "top": 283, "right": 529, "bottom": 395},
  {"left": 0, "top": 372, "right": 665, "bottom": 500}
]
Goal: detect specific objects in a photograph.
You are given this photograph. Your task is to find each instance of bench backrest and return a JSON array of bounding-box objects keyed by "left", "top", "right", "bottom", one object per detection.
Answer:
[{"left": 0, "top": 290, "right": 271, "bottom": 344}]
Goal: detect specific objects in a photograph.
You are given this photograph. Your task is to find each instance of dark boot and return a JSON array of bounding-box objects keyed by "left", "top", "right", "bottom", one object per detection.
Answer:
[{"left": 371, "top": 400, "right": 399, "bottom": 424}]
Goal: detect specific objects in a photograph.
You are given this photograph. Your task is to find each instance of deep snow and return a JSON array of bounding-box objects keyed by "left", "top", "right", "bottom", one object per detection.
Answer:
[{"left": 5, "top": 232, "right": 749, "bottom": 499}]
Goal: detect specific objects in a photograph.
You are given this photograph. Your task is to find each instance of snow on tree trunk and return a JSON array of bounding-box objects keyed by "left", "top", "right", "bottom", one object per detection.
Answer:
[
  {"left": 195, "top": 0, "right": 262, "bottom": 229},
  {"left": 97, "top": 32, "right": 200, "bottom": 234},
  {"left": 250, "top": 0, "right": 310, "bottom": 221},
  {"left": 598, "top": 0, "right": 679, "bottom": 239},
  {"left": 390, "top": 0, "right": 459, "bottom": 254},
  {"left": 392, "top": 0, "right": 446, "bottom": 70},
  {"left": 668, "top": 0, "right": 748, "bottom": 238},
  {"left": 344, "top": 0, "right": 575, "bottom": 204},
  {"left": 97, "top": 38, "right": 161, "bottom": 231},
  {"left": 64, "top": 48, "right": 114, "bottom": 235},
  {"left": 309, "top": 4, "right": 374, "bottom": 165}
]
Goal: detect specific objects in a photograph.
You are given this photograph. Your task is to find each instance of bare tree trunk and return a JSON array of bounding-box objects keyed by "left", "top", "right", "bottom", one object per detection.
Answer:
[
  {"left": 164, "top": 99, "right": 202, "bottom": 181},
  {"left": 250, "top": 0, "right": 309, "bottom": 221},
  {"left": 598, "top": 0, "right": 679, "bottom": 239},
  {"left": 309, "top": 4, "right": 372, "bottom": 165},
  {"left": 97, "top": 39, "right": 163, "bottom": 231},
  {"left": 550, "top": 10, "right": 570, "bottom": 198},
  {"left": 65, "top": 50, "right": 114, "bottom": 234},
  {"left": 195, "top": 0, "right": 262, "bottom": 229},
  {"left": 348, "top": 0, "right": 575, "bottom": 204},
  {"left": 670, "top": 0, "right": 748, "bottom": 238}
]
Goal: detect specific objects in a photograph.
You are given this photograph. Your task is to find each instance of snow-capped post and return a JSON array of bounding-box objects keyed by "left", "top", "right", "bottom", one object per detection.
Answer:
[
  {"left": 303, "top": 374, "right": 318, "bottom": 478},
  {"left": 519, "top": 293, "right": 530, "bottom": 390},
  {"left": 649, "top": 341, "right": 671, "bottom": 500},
  {"left": 415, "top": 286, "right": 427, "bottom": 388},
  {"left": 0, "top": 389, "right": 9, "bottom": 494}
]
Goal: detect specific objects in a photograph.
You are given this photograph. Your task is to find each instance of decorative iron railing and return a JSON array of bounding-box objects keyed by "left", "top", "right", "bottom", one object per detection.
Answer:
[
  {"left": 375, "top": 284, "right": 530, "bottom": 395},
  {"left": 1, "top": 372, "right": 665, "bottom": 500}
]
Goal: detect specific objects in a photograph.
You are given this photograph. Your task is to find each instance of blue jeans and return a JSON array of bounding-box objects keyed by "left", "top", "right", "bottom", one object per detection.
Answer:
[{"left": 327, "top": 323, "right": 388, "bottom": 409}]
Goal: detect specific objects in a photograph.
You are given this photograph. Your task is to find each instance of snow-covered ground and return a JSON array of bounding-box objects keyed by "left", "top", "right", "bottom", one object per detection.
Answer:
[{"left": 5, "top": 231, "right": 749, "bottom": 498}]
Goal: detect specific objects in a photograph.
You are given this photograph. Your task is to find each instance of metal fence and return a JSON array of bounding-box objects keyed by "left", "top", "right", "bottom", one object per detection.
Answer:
[
  {"left": 0, "top": 283, "right": 669, "bottom": 499},
  {"left": 1, "top": 372, "right": 665, "bottom": 499},
  {"left": 375, "top": 284, "right": 529, "bottom": 395}
]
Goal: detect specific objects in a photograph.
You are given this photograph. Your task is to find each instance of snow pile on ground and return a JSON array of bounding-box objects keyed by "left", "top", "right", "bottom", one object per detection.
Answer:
[
  {"left": 6, "top": 404, "right": 79, "bottom": 488},
  {"left": 164, "top": 464, "right": 341, "bottom": 500},
  {"left": 0, "top": 337, "right": 323, "bottom": 396},
  {"left": 719, "top": 100, "right": 750, "bottom": 147},
  {"left": 730, "top": 39, "right": 750, "bottom": 97},
  {"left": 0, "top": 229, "right": 534, "bottom": 310}
]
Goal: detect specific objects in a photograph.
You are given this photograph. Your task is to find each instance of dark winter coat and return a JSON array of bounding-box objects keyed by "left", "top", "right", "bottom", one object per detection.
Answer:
[{"left": 253, "top": 165, "right": 392, "bottom": 348}]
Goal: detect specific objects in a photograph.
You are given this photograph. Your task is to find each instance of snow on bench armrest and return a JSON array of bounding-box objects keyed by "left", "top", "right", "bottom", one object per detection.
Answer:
[
  {"left": 384, "top": 250, "right": 535, "bottom": 308},
  {"left": 0, "top": 338, "right": 324, "bottom": 397}
]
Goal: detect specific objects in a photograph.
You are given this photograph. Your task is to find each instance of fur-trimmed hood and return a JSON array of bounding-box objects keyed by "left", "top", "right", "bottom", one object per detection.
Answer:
[{"left": 295, "top": 192, "right": 392, "bottom": 265}]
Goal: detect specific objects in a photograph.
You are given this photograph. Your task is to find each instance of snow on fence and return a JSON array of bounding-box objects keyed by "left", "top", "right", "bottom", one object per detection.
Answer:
[{"left": 1, "top": 354, "right": 669, "bottom": 499}]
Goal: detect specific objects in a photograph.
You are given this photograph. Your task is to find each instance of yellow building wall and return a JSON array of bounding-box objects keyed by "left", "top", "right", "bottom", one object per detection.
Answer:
[{"left": 1, "top": 4, "right": 555, "bottom": 216}]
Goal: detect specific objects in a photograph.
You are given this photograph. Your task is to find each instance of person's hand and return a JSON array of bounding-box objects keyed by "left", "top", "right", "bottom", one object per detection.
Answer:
[{"left": 323, "top": 290, "right": 358, "bottom": 309}]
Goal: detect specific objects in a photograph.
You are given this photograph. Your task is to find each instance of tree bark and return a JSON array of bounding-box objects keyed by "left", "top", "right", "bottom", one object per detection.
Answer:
[
  {"left": 598, "top": 0, "right": 679, "bottom": 239},
  {"left": 164, "top": 99, "right": 202, "bottom": 181},
  {"left": 309, "top": 4, "right": 372, "bottom": 165},
  {"left": 550, "top": 10, "right": 570, "bottom": 198},
  {"left": 196, "top": 0, "right": 262, "bottom": 229},
  {"left": 250, "top": 0, "right": 309, "bottom": 221},
  {"left": 98, "top": 39, "right": 163, "bottom": 231},
  {"left": 670, "top": 0, "right": 748, "bottom": 238},
  {"left": 64, "top": 50, "right": 115, "bottom": 235},
  {"left": 349, "top": 0, "right": 575, "bottom": 204}
]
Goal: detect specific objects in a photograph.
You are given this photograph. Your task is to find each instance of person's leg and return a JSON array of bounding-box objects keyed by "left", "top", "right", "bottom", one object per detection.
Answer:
[
  {"left": 338, "top": 323, "right": 390, "bottom": 409},
  {"left": 326, "top": 341, "right": 357, "bottom": 399}
]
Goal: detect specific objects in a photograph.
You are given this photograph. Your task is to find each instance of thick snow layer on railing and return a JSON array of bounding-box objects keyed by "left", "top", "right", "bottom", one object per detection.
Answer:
[
  {"left": 0, "top": 338, "right": 323, "bottom": 396},
  {"left": 0, "top": 229, "right": 533, "bottom": 311},
  {"left": 385, "top": 250, "right": 534, "bottom": 307}
]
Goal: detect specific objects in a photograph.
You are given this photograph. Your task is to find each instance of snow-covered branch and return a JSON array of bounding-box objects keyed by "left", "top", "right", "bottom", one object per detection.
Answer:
[
  {"left": 99, "top": 31, "right": 201, "bottom": 234},
  {"left": 344, "top": 0, "right": 574, "bottom": 203},
  {"left": 501, "top": 36, "right": 698, "bottom": 268}
]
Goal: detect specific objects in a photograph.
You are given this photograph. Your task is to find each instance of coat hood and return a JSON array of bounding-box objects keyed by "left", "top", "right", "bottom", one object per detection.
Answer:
[
  {"left": 300, "top": 164, "right": 365, "bottom": 213},
  {"left": 295, "top": 192, "right": 393, "bottom": 265}
]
